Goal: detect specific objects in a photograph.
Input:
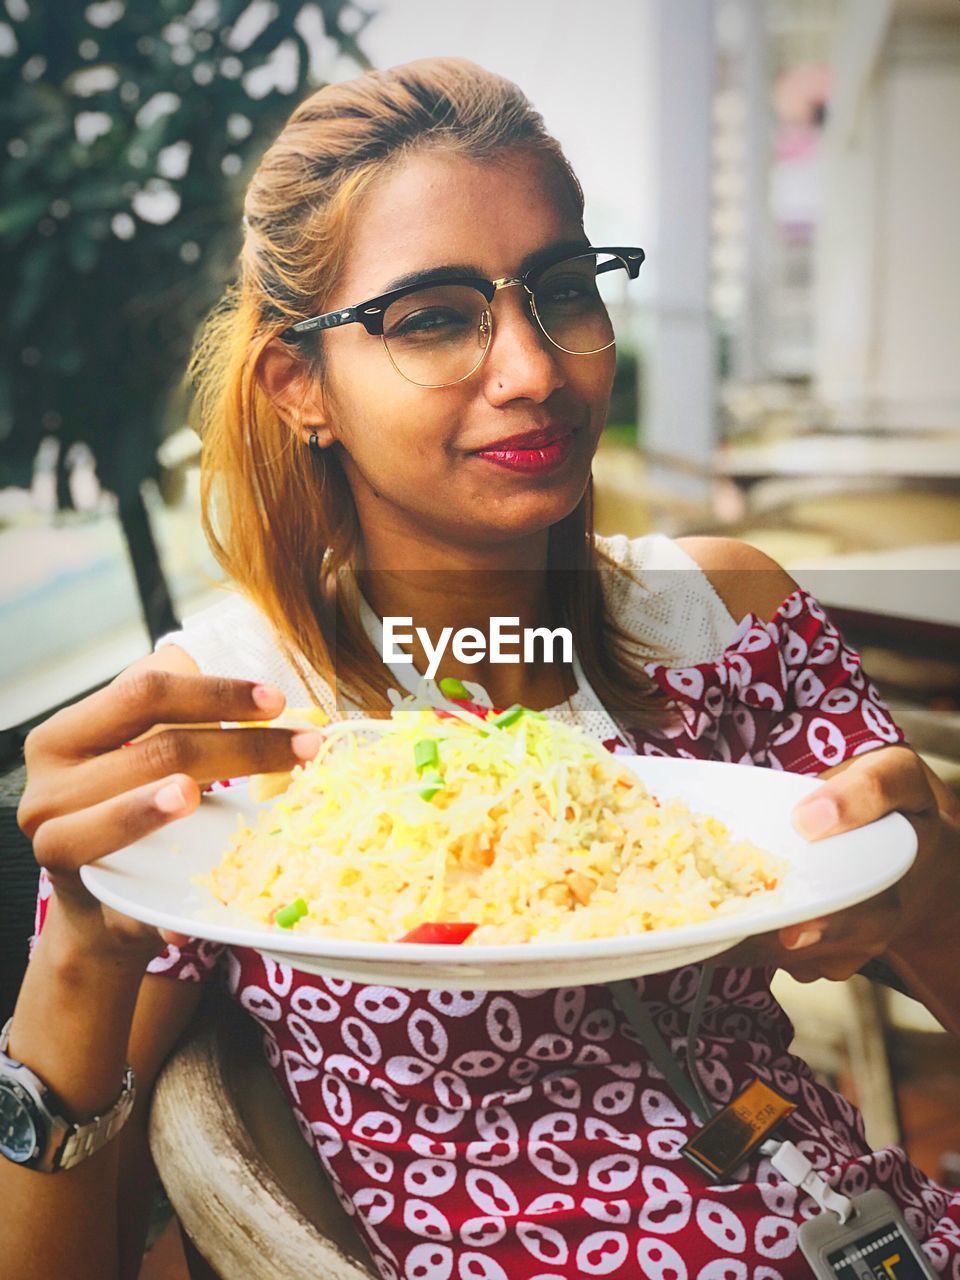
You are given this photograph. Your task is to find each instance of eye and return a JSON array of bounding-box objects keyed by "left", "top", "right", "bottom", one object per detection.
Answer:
[
  {"left": 391, "top": 306, "right": 470, "bottom": 338},
  {"left": 551, "top": 286, "right": 583, "bottom": 306},
  {"left": 537, "top": 271, "right": 599, "bottom": 308}
]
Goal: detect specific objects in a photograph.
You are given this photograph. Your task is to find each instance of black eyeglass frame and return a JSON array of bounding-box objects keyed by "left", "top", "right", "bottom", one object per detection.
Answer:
[{"left": 280, "top": 244, "right": 646, "bottom": 342}]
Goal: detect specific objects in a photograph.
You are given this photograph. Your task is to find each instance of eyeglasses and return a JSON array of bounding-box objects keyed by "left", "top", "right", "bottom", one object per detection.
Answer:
[{"left": 281, "top": 244, "right": 645, "bottom": 388}]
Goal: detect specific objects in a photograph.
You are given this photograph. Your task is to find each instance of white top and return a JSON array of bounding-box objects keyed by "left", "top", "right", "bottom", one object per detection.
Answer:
[{"left": 156, "top": 533, "right": 738, "bottom": 744}]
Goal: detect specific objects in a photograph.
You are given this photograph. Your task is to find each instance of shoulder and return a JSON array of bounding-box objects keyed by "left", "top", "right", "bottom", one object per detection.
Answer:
[
  {"left": 155, "top": 592, "right": 281, "bottom": 663},
  {"left": 153, "top": 591, "right": 328, "bottom": 710},
  {"left": 127, "top": 642, "right": 200, "bottom": 677},
  {"left": 594, "top": 532, "right": 739, "bottom": 664},
  {"left": 594, "top": 532, "right": 803, "bottom": 664},
  {"left": 162, "top": 591, "right": 272, "bottom": 640},
  {"left": 595, "top": 530, "right": 698, "bottom": 573},
  {"left": 674, "top": 535, "right": 799, "bottom": 624}
]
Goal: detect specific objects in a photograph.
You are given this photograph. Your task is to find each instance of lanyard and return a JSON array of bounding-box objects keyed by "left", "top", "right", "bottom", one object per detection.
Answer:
[
  {"left": 608, "top": 964, "right": 855, "bottom": 1223},
  {"left": 608, "top": 966, "right": 715, "bottom": 1124}
]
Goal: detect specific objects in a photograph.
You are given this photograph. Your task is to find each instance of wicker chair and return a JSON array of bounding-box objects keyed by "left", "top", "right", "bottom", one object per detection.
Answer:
[{"left": 149, "top": 992, "right": 375, "bottom": 1280}]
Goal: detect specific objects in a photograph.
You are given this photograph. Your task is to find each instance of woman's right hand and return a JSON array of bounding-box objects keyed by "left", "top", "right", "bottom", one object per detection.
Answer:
[{"left": 17, "top": 660, "right": 321, "bottom": 963}]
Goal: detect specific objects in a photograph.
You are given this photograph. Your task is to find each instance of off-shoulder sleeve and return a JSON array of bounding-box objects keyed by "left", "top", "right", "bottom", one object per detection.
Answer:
[
  {"left": 30, "top": 868, "right": 226, "bottom": 984},
  {"left": 637, "top": 588, "right": 906, "bottom": 775}
]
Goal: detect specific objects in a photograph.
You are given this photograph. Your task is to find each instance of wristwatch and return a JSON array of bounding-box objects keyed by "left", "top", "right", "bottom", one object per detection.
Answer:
[{"left": 0, "top": 1017, "right": 136, "bottom": 1171}]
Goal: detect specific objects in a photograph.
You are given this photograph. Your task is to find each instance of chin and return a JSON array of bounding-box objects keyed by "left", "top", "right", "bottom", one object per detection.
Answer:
[{"left": 483, "top": 486, "right": 588, "bottom": 544}]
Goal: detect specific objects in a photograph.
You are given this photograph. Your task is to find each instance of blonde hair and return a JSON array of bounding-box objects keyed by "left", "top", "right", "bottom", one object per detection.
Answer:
[{"left": 192, "top": 56, "right": 669, "bottom": 730}]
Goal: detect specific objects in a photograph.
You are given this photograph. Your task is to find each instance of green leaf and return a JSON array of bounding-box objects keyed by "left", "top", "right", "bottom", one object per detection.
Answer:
[
  {"left": 67, "top": 227, "right": 99, "bottom": 273},
  {"left": 1, "top": 0, "right": 373, "bottom": 495},
  {"left": 7, "top": 242, "right": 59, "bottom": 332},
  {"left": 71, "top": 179, "right": 130, "bottom": 212},
  {"left": 0, "top": 193, "right": 48, "bottom": 240}
]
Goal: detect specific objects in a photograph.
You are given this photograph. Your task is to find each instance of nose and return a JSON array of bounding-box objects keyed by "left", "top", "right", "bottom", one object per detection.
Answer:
[{"left": 480, "top": 282, "right": 565, "bottom": 404}]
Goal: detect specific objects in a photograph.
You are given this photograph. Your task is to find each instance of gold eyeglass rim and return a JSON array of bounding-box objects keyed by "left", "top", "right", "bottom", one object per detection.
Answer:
[{"left": 280, "top": 244, "right": 646, "bottom": 389}]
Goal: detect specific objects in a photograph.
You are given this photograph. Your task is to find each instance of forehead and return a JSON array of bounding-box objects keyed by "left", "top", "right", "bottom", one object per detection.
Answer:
[{"left": 341, "top": 148, "right": 583, "bottom": 297}]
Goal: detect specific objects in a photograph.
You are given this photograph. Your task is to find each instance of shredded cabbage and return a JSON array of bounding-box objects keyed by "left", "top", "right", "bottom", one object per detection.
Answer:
[{"left": 202, "top": 699, "right": 783, "bottom": 944}]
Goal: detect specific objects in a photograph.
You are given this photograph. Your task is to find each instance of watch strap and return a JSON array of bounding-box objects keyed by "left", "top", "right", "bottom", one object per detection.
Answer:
[
  {"left": 55, "top": 1063, "right": 137, "bottom": 1170},
  {"left": 0, "top": 1017, "right": 137, "bottom": 1171}
]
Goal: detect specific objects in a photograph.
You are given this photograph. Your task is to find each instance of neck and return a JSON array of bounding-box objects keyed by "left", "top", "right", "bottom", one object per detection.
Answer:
[{"left": 355, "top": 522, "right": 579, "bottom": 708}]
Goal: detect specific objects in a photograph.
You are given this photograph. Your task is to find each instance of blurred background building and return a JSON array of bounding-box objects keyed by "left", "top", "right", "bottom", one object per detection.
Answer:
[{"left": 1, "top": 3, "right": 959, "bottom": 1271}]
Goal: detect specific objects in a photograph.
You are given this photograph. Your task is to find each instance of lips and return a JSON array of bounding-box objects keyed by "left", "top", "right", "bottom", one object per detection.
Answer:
[
  {"left": 471, "top": 427, "right": 577, "bottom": 474},
  {"left": 471, "top": 424, "right": 575, "bottom": 453}
]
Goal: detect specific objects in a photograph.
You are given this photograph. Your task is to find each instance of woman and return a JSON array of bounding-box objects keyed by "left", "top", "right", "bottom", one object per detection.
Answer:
[{"left": 4, "top": 58, "right": 959, "bottom": 1280}]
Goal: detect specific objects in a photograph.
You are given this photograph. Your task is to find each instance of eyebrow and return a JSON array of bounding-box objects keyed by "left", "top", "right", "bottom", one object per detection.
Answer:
[{"left": 376, "top": 236, "right": 592, "bottom": 296}]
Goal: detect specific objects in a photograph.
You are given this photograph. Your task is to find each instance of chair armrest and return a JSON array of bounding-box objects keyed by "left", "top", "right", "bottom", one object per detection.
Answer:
[{"left": 149, "top": 991, "right": 374, "bottom": 1279}]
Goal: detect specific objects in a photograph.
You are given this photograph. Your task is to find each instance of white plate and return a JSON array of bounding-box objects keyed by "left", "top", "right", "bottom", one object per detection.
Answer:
[{"left": 80, "top": 756, "right": 916, "bottom": 991}]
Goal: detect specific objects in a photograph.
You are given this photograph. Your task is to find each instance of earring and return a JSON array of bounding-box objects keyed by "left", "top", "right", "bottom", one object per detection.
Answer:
[{"left": 308, "top": 431, "right": 320, "bottom": 454}]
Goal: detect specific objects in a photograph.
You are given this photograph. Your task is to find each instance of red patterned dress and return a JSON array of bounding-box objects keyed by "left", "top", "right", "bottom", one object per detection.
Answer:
[{"left": 32, "top": 541, "right": 960, "bottom": 1280}]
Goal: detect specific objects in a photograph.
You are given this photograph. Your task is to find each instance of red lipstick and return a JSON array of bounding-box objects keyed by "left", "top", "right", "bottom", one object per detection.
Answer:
[{"left": 472, "top": 425, "right": 577, "bottom": 474}]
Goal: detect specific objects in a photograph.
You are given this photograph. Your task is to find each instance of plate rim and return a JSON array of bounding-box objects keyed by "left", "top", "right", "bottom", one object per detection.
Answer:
[{"left": 79, "top": 756, "right": 918, "bottom": 966}]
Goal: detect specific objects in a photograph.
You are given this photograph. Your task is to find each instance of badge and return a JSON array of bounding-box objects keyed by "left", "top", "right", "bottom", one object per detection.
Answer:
[
  {"left": 682, "top": 1076, "right": 796, "bottom": 1180},
  {"left": 799, "top": 1188, "right": 938, "bottom": 1279}
]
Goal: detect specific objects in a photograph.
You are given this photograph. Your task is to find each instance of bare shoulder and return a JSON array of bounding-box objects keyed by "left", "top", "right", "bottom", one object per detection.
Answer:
[
  {"left": 129, "top": 642, "right": 200, "bottom": 677},
  {"left": 675, "top": 535, "right": 799, "bottom": 624}
]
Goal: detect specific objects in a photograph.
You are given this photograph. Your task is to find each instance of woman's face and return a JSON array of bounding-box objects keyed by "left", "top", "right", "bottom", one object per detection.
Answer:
[{"left": 313, "top": 147, "right": 616, "bottom": 559}]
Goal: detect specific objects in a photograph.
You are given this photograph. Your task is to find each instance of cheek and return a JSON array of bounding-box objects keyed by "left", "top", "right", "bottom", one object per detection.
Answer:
[
  {"left": 331, "top": 379, "right": 456, "bottom": 478},
  {"left": 324, "top": 348, "right": 415, "bottom": 452},
  {"left": 599, "top": 350, "right": 617, "bottom": 397},
  {"left": 575, "top": 350, "right": 616, "bottom": 430}
]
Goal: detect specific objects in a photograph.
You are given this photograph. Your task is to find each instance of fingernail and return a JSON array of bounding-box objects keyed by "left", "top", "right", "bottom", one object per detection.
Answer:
[
  {"left": 784, "top": 925, "right": 825, "bottom": 950},
  {"left": 252, "top": 684, "right": 284, "bottom": 711},
  {"left": 793, "top": 794, "right": 839, "bottom": 839},
  {"left": 155, "top": 782, "right": 187, "bottom": 814},
  {"left": 291, "top": 731, "right": 320, "bottom": 760}
]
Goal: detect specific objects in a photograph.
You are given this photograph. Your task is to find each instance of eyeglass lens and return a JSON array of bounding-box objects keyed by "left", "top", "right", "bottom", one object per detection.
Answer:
[{"left": 380, "top": 252, "right": 627, "bottom": 387}]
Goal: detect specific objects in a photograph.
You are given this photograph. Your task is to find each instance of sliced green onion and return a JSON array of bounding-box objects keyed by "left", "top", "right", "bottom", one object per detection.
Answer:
[
  {"left": 414, "top": 738, "right": 440, "bottom": 773},
  {"left": 419, "top": 768, "right": 444, "bottom": 801},
  {"left": 438, "top": 676, "right": 470, "bottom": 700},
  {"left": 275, "top": 897, "right": 308, "bottom": 928},
  {"left": 490, "top": 703, "right": 525, "bottom": 728}
]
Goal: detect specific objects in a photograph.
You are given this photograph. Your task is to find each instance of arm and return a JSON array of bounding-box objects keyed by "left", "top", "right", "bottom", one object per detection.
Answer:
[
  {"left": 1, "top": 646, "right": 319, "bottom": 1279},
  {"left": 678, "top": 536, "right": 960, "bottom": 1033},
  {"left": 5, "top": 912, "right": 203, "bottom": 1280}
]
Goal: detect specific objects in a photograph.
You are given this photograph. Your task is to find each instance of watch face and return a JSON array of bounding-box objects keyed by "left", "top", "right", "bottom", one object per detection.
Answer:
[{"left": 0, "top": 1081, "right": 39, "bottom": 1163}]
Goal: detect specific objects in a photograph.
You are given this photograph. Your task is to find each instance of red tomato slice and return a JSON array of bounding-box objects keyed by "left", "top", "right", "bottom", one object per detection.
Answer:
[
  {"left": 435, "top": 701, "right": 498, "bottom": 721},
  {"left": 398, "top": 922, "right": 478, "bottom": 944}
]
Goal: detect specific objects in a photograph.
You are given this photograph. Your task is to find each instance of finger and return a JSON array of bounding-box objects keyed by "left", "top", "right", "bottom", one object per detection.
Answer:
[
  {"left": 780, "top": 952, "right": 886, "bottom": 984},
  {"left": 43, "top": 727, "right": 322, "bottom": 815},
  {"left": 789, "top": 887, "right": 900, "bottom": 947},
  {"left": 33, "top": 773, "right": 201, "bottom": 875},
  {"left": 159, "top": 930, "right": 191, "bottom": 946},
  {"left": 791, "top": 745, "right": 935, "bottom": 841},
  {"left": 779, "top": 918, "right": 828, "bottom": 951},
  {"left": 30, "top": 670, "right": 288, "bottom": 760}
]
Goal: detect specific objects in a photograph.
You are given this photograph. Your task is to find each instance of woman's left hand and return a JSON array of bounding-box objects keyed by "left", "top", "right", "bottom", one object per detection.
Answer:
[{"left": 726, "top": 745, "right": 960, "bottom": 1032}]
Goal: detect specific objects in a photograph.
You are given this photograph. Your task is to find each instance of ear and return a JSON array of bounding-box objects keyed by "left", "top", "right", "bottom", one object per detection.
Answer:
[{"left": 256, "top": 339, "right": 335, "bottom": 448}]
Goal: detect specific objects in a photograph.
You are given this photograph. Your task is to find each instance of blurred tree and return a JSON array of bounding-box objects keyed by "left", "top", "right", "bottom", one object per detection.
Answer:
[{"left": 0, "top": 0, "right": 374, "bottom": 639}]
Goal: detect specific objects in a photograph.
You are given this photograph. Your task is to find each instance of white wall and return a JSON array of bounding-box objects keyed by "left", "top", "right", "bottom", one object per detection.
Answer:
[
  {"left": 814, "top": 3, "right": 960, "bottom": 427},
  {"left": 873, "top": 27, "right": 960, "bottom": 413},
  {"left": 361, "top": 0, "right": 657, "bottom": 254}
]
